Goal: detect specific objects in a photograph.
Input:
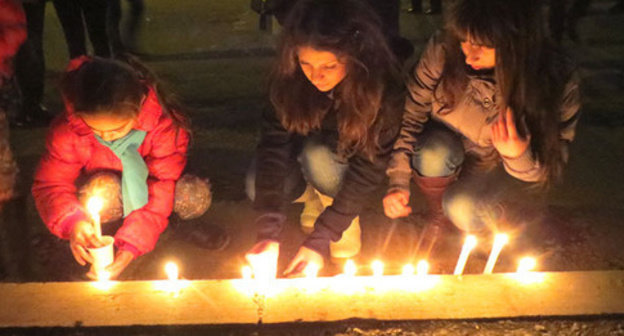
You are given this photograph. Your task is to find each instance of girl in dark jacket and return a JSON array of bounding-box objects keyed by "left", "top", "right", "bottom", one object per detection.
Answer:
[
  {"left": 245, "top": 0, "right": 404, "bottom": 277},
  {"left": 384, "top": 0, "right": 581, "bottom": 253}
]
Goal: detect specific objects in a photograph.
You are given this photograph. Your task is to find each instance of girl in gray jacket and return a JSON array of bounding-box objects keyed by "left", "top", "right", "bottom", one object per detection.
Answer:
[{"left": 384, "top": 0, "right": 580, "bottom": 254}]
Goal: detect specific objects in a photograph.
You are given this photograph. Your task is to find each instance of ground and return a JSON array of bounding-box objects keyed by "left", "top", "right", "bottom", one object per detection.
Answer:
[{"left": 1, "top": 0, "right": 624, "bottom": 335}]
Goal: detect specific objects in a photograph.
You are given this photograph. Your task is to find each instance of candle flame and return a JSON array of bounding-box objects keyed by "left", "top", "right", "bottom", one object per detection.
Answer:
[
  {"left": 402, "top": 264, "right": 415, "bottom": 276},
  {"left": 371, "top": 260, "right": 384, "bottom": 277},
  {"left": 304, "top": 262, "right": 320, "bottom": 278},
  {"left": 87, "top": 196, "right": 104, "bottom": 216},
  {"left": 343, "top": 259, "right": 357, "bottom": 276},
  {"left": 494, "top": 233, "right": 509, "bottom": 246},
  {"left": 517, "top": 257, "right": 537, "bottom": 273},
  {"left": 241, "top": 265, "right": 253, "bottom": 280},
  {"left": 416, "top": 260, "right": 429, "bottom": 275},
  {"left": 165, "top": 262, "right": 179, "bottom": 281}
]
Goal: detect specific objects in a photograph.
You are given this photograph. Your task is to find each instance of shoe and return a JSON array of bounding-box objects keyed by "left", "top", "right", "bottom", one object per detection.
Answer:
[
  {"left": 294, "top": 184, "right": 324, "bottom": 234},
  {"left": 176, "top": 223, "right": 230, "bottom": 251}
]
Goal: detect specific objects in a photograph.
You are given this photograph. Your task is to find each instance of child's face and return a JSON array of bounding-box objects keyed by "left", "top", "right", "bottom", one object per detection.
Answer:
[
  {"left": 460, "top": 39, "right": 496, "bottom": 70},
  {"left": 81, "top": 113, "right": 137, "bottom": 141},
  {"left": 297, "top": 46, "right": 348, "bottom": 92}
]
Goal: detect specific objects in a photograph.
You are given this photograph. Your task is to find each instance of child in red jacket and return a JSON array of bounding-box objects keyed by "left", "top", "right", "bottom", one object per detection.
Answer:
[{"left": 32, "top": 56, "right": 216, "bottom": 279}]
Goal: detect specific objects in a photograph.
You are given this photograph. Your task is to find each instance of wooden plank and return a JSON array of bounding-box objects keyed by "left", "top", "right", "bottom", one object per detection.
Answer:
[{"left": 0, "top": 271, "right": 623, "bottom": 327}]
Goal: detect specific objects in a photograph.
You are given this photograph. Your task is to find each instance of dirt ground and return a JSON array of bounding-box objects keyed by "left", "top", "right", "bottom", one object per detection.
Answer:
[{"left": 1, "top": 0, "right": 624, "bottom": 335}]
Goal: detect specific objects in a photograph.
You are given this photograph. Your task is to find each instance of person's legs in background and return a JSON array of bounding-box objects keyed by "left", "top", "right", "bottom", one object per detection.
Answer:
[
  {"left": 15, "top": 0, "right": 49, "bottom": 127},
  {"left": 80, "top": 0, "right": 110, "bottom": 57},
  {"left": 52, "top": 0, "right": 87, "bottom": 58}
]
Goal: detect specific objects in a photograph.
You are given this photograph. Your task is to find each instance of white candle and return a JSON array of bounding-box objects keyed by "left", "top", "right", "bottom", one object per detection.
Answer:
[
  {"left": 165, "top": 262, "right": 179, "bottom": 281},
  {"left": 483, "top": 234, "right": 509, "bottom": 274},
  {"left": 517, "top": 257, "right": 537, "bottom": 273},
  {"left": 371, "top": 260, "right": 384, "bottom": 277},
  {"left": 87, "top": 196, "right": 104, "bottom": 239},
  {"left": 454, "top": 235, "right": 477, "bottom": 275},
  {"left": 343, "top": 259, "right": 357, "bottom": 277},
  {"left": 416, "top": 260, "right": 429, "bottom": 276},
  {"left": 304, "top": 262, "right": 320, "bottom": 279}
]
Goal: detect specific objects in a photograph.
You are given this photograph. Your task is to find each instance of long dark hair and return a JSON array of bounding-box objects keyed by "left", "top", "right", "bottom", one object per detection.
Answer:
[
  {"left": 60, "top": 55, "right": 190, "bottom": 134},
  {"left": 270, "top": 0, "right": 402, "bottom": 159},
  {"left": 438, "top": 0, "right": 574, "bottom": 185}
]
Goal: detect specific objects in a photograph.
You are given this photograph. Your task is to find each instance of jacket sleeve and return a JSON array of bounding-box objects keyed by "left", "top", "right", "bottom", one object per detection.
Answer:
[
  {"left": 501, "top": 70, "right": 582, "bottom": 182},
  {"left": 253, "top": 106, "right": 296, "bottom": 241},
  {"left": 114, "top": 120, "right": 189, "bottom": 256},
  {"left": 303, "top": 106, "right": 402, "bottom": 256},
  {"left": 386, "top": 33, "right": 446, "bottom": 194},
  {"left": 32, "top": 121, "right": 91, "bottom": 239}
]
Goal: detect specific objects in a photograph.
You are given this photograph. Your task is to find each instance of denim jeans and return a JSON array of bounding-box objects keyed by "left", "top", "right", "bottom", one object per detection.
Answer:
[
  {"left": 246, "top": 136, "right": 348, "bottom": 202},
  {"left": 411, "top": 123, "right": 534, "bottom": 232}
]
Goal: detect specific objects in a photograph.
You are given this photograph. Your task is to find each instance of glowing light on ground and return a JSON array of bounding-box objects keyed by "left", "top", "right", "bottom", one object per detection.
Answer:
[{"left": 153, "top": 262, "right": 189, "bottom": 294}]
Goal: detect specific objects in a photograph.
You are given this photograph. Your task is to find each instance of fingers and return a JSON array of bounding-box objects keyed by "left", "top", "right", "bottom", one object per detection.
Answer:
[
  {"left": 383, "top": 193, "right": 412, "bottom": 219},
  {"left": 70, "top": 243, "right": 89, "bottom": 266},
  {"left": 505, "top": 108, "right": 519, "bottom": 139},
  {"left": 283, "top": 259, "right": 307, "bottom": 278},
  {"left": 105, "top": 251, "right": 134, "bottom": 280}
]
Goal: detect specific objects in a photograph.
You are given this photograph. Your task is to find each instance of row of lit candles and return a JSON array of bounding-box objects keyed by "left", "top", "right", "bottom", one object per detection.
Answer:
[{"left": 241, "top": 233, "right": 537, "bottom": 281}]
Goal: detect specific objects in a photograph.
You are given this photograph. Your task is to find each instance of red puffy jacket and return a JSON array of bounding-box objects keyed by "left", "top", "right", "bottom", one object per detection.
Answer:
[
  {"left": 0, "top": 0, "right": 26, "bottom": 79},
  {"left": 32, "top": 86, "right": 189, "bottom": 257}
]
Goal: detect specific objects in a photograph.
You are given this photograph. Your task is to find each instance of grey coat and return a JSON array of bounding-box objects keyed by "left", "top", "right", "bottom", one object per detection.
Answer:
[{"left": 387, "top": 32, "right": 581, "bottom": 194}]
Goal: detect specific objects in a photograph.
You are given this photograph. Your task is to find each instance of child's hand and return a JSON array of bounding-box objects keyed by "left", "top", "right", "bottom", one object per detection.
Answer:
[
  {"left": 491, "top": 108, "right": 531, "bottom": 158},
  {"left": 70, "top": 220, "right": 105, "bottom": 265},
  {"left": 283, "top": 246, "right": 324, "bottom": 278},
  {"left": 383, "top": 190, "right": 412, "bottom": 219},
  {"left": 86, "top": 250, "right": 134, "bottom": 280},
  {"left": 245, "top": 240, "right": 279, "bottom": 279}
]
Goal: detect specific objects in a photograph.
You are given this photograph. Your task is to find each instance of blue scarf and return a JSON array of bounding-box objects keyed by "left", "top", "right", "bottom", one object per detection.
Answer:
[{"left": 96, "top": 130, "right": 148, "bottom": 217}]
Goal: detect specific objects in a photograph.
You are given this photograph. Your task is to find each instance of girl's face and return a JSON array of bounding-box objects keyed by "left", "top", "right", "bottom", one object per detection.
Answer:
[
  {"left": 81, "top": 113, "right": 137, "bottom": 141},
  {"left": 460, "top": 40, "right": 496, "bottom": 70},
  {"left": 297, "top": 46, "right": 348, "bottom": 92}
]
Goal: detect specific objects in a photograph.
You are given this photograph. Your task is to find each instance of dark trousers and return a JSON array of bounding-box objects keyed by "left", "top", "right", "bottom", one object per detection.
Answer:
[
  {"left": 53, "top": 0, "right": 110, "bottom": 58},
  {"left": 549, "top": 0, "right": 591, "bottom": 43},
  {"left": 15, "top": 1, "right": 46, "bottom": 122},
  {"left": 107, "top": 0, "right": 144, "bottom": 54},
  {"left": 411, "top": 0, "right": 442, "bottom": 13}
]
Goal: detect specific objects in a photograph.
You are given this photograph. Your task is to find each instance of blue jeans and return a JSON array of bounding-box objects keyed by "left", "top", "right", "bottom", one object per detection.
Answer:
[
  {"left": 412, "top": 123, "right": 533, "bottom": 232},
  {"left": 246, "top": 136, "right": 349, "bottom": 202}
]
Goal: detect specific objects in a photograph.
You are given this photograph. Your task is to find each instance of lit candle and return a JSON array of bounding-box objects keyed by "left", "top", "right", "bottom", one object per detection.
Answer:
[
  {"left": 454, "top": 235, "right": 477, "bottom": 275},
  {"left": 483, "top": 234, "right": 509, "bottom": 274},
  {"left": 371, "top": 260, "right": 384, "bottom": 277},
  {"left": 343, "top": 259, "right": 357, "bottom": 277},
  {"left": 87, "top": 196, "right": 104, "bottom": 239},
  {"left": 402, "top": 264, "right": 415, "bottom": 276},
  {"left": 304, "top": 262, "right": 320, "bottom": 279},
  {"left": 165, "top": 262, "right": 179, "bottom": 281},
  {"left": 416, "top": 260, "right": 429, "bottom": 276},
  {"left": 517, "top": 257, "right": 537, "bottom": 273},
  {"left": 241, "top": 266, "right": 253, "bottom": 280}
]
